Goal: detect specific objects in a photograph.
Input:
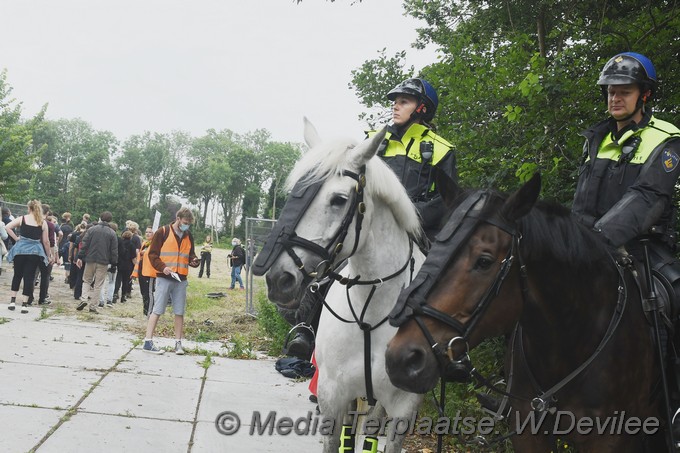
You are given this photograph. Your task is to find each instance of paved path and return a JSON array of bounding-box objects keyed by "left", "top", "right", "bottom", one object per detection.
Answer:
[{"left": 0, "top": 308, "right": 324, "bottom": 452}]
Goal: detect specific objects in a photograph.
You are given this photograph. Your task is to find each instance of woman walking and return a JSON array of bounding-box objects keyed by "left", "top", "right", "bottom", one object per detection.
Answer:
[{"left": 5, "top": 200, "right": 52, "bottom": 313}]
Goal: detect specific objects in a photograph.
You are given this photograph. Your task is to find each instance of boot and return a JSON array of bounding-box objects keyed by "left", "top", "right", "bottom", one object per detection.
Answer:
[{"left": 285, "top": 328, "right": 315, "bottom": 360}]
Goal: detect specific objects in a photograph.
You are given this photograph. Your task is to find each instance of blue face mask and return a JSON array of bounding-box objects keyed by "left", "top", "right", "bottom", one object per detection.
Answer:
[{"left": 179, "top": 224, "right": 190, "bottom": 232}]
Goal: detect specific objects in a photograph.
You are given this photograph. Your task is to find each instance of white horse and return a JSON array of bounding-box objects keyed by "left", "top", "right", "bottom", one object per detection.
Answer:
[{"left": 256, "top": 119, "right": 425, "bottom": 452}]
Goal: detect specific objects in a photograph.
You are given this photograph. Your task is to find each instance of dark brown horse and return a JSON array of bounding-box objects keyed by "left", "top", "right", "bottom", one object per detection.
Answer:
[{"left": 385, "top": 174, "right": 669, "bottom": 452}]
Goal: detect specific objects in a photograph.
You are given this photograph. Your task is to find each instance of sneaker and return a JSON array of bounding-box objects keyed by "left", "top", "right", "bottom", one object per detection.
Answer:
[
  {"left": 20, "top": 303, "right": 29, "bottom": 314},
  {"left": 89, "top": 307, "right": 99, "bottom": 314},
  {"left": 143, "top": 340, "right": 164, "bottom": 354},
  {"left": 76, "top": 301, "right": 88, "bottom": 311},
  {"left": 175, "top": 341, "right": 185, "bottom": 355},
  {"left": 8, "top": 302, "right": 15, "bottom": 311},
  {"left": 105, "top": 302, "right": 114, "bottom": 309},
  {"left": 38, "top": 298, "right": 52, "bottom": 305}
]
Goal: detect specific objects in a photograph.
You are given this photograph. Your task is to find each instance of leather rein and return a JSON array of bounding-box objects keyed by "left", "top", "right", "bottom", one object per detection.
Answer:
[
  {"left": 391, "top": 190, "right": 629, "bottom": 448},
  {"left": 280, "top": 164, "right": 417, "bottom": 406}
]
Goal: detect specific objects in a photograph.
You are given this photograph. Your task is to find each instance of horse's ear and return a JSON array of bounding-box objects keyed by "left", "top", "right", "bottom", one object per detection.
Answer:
[
  {"left": 435, "top": 169, "right": 462, "bottom": 208},
  {"left": 303, "top": 117, "right": 322, "bottom": 149},
  {"left": 501, "top": 172, "right": 541, "bottom": 222},
  {"left": 351, "top": 127, "right": 386, "bottom": 166}
]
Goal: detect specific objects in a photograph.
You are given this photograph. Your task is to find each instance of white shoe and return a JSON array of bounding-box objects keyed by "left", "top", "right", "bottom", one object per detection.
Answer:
[{"left": 175, "top": 341, "right": 185, "bottom": 355}]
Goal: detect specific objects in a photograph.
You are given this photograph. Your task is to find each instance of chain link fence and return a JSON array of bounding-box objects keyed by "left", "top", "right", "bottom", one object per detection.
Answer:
[
  {"left": 244, "top": 217, "right": 277, "bottom": 316},
  {"left": 0, "top": 200, "right": 28, "bottom": 219}
]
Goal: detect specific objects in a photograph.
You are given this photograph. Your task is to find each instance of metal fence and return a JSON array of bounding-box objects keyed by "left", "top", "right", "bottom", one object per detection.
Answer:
[
  {"left": 244, "top": 217, "right": 278, "bottom": 316},
  {"left": 0, "top": 200, "right": 28, "bottom": 218}
]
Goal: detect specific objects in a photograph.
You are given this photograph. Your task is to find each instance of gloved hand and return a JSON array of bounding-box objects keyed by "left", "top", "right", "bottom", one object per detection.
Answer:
[{"left": 108, "top": 264, "right": 117, "bottom": 274}]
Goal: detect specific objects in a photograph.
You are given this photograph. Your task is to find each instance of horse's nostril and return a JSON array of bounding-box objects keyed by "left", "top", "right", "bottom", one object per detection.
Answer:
[
  {"left": 404, "top": 347, "right": 426, "bottom": 377},
  {"left": 275, "top": 271, "right": 296, "bottom": 292}
]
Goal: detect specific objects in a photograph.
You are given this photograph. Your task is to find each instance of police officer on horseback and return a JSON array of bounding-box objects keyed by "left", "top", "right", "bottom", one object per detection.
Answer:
[
  {"left": 369, "top": 77, "right": 458, "bottom": 241},
  {"left": 572, "top": 52, "right": 680, "bottom": 262},
  {"left": 284, "top": 78, "right": 458, "bottom": 360},
  {"left": 571, "top": 52, "right": 680, "bottom": 445}
]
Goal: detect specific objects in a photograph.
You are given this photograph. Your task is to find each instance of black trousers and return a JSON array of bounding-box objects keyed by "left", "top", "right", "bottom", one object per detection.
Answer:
[
  {"left": 11, "top": 255, "right": 41, "bottom": 297},
  {"left": 199, "top": 252, "right": 211, "bottom": 277}
]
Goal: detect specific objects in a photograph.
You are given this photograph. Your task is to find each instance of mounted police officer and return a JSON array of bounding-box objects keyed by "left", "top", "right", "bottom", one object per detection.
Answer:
[
  {"left": 571, "top": 52, "right": 680, "bottom": 445},
  {"left": 284, "top": 78, "right": 458, "bottom": 359},
  {"left": 572, "top": 52, "right": 680, "bottom": 261},
  {"left": 369, "top": 77, "right": 458, "bottom": 241}
]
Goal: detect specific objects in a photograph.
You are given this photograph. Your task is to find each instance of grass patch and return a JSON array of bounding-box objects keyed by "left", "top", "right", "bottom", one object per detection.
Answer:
[
  {"left": 199, "top": 353, "right": 214, "bottom": 369},
  {"left": 0, "top": 317, "right": 9, "bottom": 325},
  {"left": 227, "top": 333, "right": 255, "bottom": 359}
]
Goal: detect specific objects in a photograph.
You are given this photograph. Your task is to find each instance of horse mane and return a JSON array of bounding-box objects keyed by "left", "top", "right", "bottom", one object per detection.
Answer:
[
  {"left": 286, "top": 137, "right": 423, "bottom": 240},
  {"left": 515, "top": 199, "right": 612, "bottom": 269}
]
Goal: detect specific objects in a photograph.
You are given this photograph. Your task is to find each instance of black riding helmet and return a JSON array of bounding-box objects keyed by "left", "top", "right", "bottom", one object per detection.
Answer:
[
  {"left": 598, "top": 52, "right": 657, "bottom": 105},
  {"left": 387, "top": 78, "right": 439, "bottom": 122}
]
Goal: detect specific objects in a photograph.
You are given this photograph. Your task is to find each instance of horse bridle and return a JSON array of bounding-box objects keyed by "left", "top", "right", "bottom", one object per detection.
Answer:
[
  {"left": 389, "top": 189, "right": 629, "bottom": 417},
  {"left": 253, "top": 162, "right": 418, "bottom": 407},
  {"left": 389, "top": 190, "right": 524, "bottom": 374},
  {"left": 252, "top": 165, "right": 367, "bottom": 284}
]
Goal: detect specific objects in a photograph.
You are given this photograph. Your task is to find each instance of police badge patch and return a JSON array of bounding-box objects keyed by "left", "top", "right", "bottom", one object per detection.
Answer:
[{"left": 662, "top": 149, "right": 680, "bottom": 173}]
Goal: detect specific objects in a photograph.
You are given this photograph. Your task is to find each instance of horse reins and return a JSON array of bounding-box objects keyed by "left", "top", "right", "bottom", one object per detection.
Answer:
[
  {"left": 272, "top": 163, "right": 419, "bottom": 407},
  {"left": 391, "top": 191, "right": 631, "bottom": 451},
  {"left": 319, "top": 240, "right": 417, "bottom": 406}
]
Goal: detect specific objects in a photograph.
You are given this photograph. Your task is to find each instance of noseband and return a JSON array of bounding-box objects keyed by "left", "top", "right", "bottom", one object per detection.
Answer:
[{"left": 389, "top": 190, "right": 526, "bottom": 379}]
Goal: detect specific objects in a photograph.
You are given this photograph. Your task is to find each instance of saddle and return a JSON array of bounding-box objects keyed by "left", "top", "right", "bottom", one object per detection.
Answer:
[{"left": 624, "top": 247, "right": 680, "bottom": 329}]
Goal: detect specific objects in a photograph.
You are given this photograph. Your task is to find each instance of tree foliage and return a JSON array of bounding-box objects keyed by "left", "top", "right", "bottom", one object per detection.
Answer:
[
  {"left": 0, "top": 70, "right": 44, "bottom": 200},
  {"left": 352, "top": 0, "right": 680, "bottom": 204}
]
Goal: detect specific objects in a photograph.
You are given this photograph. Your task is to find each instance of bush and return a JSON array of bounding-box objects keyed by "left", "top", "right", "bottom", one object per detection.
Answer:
[{"left": 256, "top": 291, "right": 292, "bottom": 356}]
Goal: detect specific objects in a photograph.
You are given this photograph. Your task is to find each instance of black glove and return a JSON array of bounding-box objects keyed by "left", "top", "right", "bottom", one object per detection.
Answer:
[{"left": 108, "top": 265, "right": 117, "bottom": 274}]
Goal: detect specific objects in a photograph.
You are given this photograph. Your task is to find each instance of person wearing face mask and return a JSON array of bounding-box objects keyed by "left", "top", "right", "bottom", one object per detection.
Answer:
[
  {"left": 141, "top": 207, "right": 200, "bottom": 355},
  {"left": 228, "top": 238, "right": 246, "bottom": 290}
]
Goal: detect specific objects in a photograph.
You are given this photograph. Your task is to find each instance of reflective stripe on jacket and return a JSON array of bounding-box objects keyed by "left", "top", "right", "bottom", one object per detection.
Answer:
[{"left": 159, "top": 227, "right": 191, "bottom": 275}]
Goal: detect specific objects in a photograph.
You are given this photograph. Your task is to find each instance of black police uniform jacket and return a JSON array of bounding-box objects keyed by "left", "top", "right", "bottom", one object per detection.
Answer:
[{"left": 572, "top": 111, "right": 680, "bottom": 250}]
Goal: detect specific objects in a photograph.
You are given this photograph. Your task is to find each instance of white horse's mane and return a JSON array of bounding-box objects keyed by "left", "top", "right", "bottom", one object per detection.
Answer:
[{"left": 285, "top": 136, "right": 423, "bottom": 240}]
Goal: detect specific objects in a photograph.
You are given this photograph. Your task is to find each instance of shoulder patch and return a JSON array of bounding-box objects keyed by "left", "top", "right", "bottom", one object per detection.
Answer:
[{"left": 662, "top": 148, "right": 680, "bottom": 173}]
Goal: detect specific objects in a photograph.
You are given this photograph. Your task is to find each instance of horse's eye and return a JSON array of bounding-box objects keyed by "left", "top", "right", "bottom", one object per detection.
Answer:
[
  {"left": 474, "top": 255, "right": 494, "bottom": 270},
  {"left": 330, "top": 194, "right": 348, "bottom": 207}
]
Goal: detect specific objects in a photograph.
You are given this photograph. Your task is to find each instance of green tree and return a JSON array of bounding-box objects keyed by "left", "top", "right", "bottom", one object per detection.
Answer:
[
  {"left": 352, "top": 0, "right": 680, "bottom": 203},
  {"left": 261, "top": 141, "right": 302, "bottom": 219},
  {"left": 0, "top": 70, "right": 44, "bottom": 200}
]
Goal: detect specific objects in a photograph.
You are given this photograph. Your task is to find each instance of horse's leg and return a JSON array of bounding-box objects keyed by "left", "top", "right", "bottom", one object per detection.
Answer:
[
  {"left": 318, "top": 380, "right": 354, "bottom": 453},
  {"left": 379, "top": 391, "right": 424, "bottom": 453}
]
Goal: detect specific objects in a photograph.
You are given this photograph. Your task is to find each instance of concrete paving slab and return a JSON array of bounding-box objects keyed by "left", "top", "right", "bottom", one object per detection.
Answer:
[
  {"left": 79, "top": 371, "right": 202, "bottom": 421},
  {"left": 117, "top": 348, "right": 207, "bottom": 380},
  {"left": 206, "top": 356, "right": 289, "bottom": 384},
  {"left": 198, "top": 377, "right": 316, "bottom": 424},
  {"left": 0, "top": 334, "right": 131, "bottom": 370},
  {"left": 0, "top": 362, "right": 102, "bottom": 408},
  {"left": 38, "top": 411, "right": 192, "bottom": 453},
  {"left": 0, "top": 405, "right": 65, "bottom": 453},
  {"left": 192, "top": 419, "right": 324, "bottom": 453}
]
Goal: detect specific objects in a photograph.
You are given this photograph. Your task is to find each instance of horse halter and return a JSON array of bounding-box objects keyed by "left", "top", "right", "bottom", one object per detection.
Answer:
[
  {"left": 388, "top": 190, "right": 524, "bottom": 379},
  {"left": 252, "top": 165, "right": 367, "bottom": 286}
]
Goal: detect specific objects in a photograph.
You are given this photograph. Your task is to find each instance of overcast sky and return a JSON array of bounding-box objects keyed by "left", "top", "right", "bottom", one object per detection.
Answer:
[{"left": 1, "top": 0, "right": 436, "bottom": 144}]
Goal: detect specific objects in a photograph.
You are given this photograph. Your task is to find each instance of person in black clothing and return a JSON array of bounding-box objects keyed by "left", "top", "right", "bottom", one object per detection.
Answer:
[
  {"left": 285, "top": 78, "right": 458, "bottom": 360},
  {"left": 228, "top": 238, "right": 245, "bottom": 290}
]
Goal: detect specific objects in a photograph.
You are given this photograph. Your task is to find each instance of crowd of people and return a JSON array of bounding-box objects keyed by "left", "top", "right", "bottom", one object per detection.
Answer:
[{"left": 1, "top": 204, "right": 250, "bottom": 355}]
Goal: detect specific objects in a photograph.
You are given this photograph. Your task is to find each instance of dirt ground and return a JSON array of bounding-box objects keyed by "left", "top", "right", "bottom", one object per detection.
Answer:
[{"left": 0, "top": 247, "right": 261, "bottom": 345}]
